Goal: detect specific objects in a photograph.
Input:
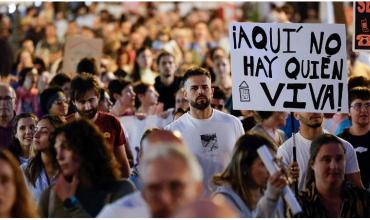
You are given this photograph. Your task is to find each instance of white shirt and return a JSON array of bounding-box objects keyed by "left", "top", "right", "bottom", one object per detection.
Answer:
[
  {"left": 165, "top": 109, "right": 245, "bottom": 195},
  {"left": 21, "top": 162, "right": 54, "bottom": 204},
  {"left": 277, "top": 132, "right": 360, "bottom": 191},
  {"left": 120, "top": 115, "right": 163, "bottom": 167},
  {"left": 97, "top": 191, "right": 149, "bottom": 218}
]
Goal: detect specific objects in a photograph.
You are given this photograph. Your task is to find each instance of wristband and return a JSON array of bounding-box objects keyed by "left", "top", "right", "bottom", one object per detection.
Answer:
[{"left": 63, "top": 196, "right": 78, "bottom": 209}]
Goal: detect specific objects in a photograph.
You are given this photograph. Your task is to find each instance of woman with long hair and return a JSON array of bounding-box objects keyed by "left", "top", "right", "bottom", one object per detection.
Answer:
[
  {"left": 297, "top": 134, "right": 370, "bottom": 217},
  {"left": 39, "top": 87, "right": 69, "bottom": 120},
  {"left": 9, "top": 112, "right": 37, "bottom": 164},
  {"left": 0, "top": 150, "right": 39, "bottom": 217},
  {"left": 212, "top": 132, "right": 287, "bottom": 217},
  {"left": 39, "top": 119, "right": 135, "bottom": 217},
  {"left": 21, "top": 115, "right": 64, "bottom": 203},
  {"left": 131, "top": 46, "right": 157, "bottom": 85}
]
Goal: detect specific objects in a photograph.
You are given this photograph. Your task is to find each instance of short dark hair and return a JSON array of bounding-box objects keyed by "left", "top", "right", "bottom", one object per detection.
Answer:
[
  {"left": 257, "top": 111, "right": 274, "bottom": 120},
  {"left": 349, "top": 86, "right": 370, "bottom": 105},
  {"left": 49, "top": 73, "right": 71, "bottom": 88},
  {"left": 70, "top": 73, "right": 100, "bottom": 101},
  {"left": 182, "top": 66, "right": 211, "bottom": 84},
  {"left": 39, "top": 87, "right": 64, "bottom": 115},
  {"left": 76, "top": 57, "right": 98, "bottom": 75},
  {"left": 348, "top": 75, "right": 370, "bottom": 90},
  {"left": 134, "top": 82, "right": 151, "bottom": 108},
  {"left": 212, "top": 86, "right": 226, "bottom": 100},
  {"left": 108, "top": 79, "right": 131, "bottom": 103},
  {"left": 156, "top": 50, "right": 175, "bottom": 66}
]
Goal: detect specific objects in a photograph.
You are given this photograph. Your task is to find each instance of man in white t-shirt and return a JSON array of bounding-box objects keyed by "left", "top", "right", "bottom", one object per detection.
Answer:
[
  {"left": 165, "top": 67, "right": 244, "bottom": 195},
  {"left": 277, "top": 112, "right": 363, "bottom": 191}
]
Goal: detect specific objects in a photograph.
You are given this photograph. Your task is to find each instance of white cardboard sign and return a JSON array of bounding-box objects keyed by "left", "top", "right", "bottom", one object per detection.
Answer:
[
  {"left": 62, "top": 36, "right": 103, "bottom": 74},
  {"left": 229, "top": 23, "right": 348, "bottom": 113}
]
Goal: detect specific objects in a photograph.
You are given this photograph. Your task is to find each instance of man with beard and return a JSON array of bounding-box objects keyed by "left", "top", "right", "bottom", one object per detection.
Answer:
[
  {"left": 154, "top": 51, "right": 182, "bottom": 110},
  {"left": 66, "top": 73, "right": 131, "bottom": 177},
  {"left": 0, "top": 84, "right": 16, "bottom": 149},
  {"left": 338, "top": 87, "right": 370, "bottom": 189},
  {"left": 277, "top": 112, "right": 363, "bottom": 191},
  {"left": 165, "top": 67, "right": 244, "bottom": 195}
]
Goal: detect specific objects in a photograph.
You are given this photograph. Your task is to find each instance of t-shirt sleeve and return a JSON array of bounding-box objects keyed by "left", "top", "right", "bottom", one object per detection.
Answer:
[
  {"left": 277, "top": 143, "right": 291, "bottom": 167},
  {"left": 114, "top": 117, "right": 126, "bottom": 147},
  {"left": 234, "top": 117, "right": 245, "bottom": 138},
  {"left": 343, "top": 141, "right": 360, "bottom": 173}
]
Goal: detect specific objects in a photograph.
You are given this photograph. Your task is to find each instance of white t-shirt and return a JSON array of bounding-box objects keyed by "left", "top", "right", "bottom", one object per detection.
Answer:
[
  {"left": 165, "top": 109, "right": 245, "bottom": 195},
  {"left": 97, "top": 191, "right": 149, "bottom": 218},
  {"left": 277, "top": 132, "right": 360, "bottom": 191},
  {"left": 120, "top": 115, "right": 163, "bottom": 166}
]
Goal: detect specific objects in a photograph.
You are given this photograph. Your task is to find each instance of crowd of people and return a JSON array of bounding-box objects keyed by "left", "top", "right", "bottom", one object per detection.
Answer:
[{"left": 0, "top": 2, "right": 369, "bottom": 218}]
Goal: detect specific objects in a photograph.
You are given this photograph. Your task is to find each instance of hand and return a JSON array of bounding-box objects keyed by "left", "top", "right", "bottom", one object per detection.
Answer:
[
  {"left": 265, "top": 171, "right": 287, "bottom": 200},
  {"left": 288, "top": 162, "right": 300, "bottom": 181},
  {"left": 269, "top": 170, "right": 287, "bottom": 190},
  {"left": 54, "top": 174, "right": 79, "bottom": 201}
]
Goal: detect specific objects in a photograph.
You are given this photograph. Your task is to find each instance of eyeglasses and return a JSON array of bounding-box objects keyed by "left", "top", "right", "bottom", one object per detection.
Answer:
[
  {"left": 0, "top": 96, "right": 14, "bottom": 102},
  {"left": 350, "top": 102, "right": 370, "bottom": 111}
]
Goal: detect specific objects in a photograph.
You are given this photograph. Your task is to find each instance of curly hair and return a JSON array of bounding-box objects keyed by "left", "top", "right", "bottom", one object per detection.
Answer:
[
  {"left": 50, "top": 119, "right": 122, "bottom": 187},
  {"left": 0, "top": 150, "right": 39, "bottom": 217}
]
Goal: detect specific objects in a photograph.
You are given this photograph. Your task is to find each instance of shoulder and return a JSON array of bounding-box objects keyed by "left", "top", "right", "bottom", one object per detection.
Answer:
[{"left": 165, "top": 113, "right": 188, "bottom": 130}]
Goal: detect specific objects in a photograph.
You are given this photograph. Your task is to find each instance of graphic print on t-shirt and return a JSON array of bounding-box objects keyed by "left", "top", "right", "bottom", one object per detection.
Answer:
[{"left": 200, "top": 133, "right": 219, "bottom": 152}]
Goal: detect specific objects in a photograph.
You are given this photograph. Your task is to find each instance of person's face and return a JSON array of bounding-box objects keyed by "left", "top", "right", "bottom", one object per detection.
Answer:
[
  {"left": 311, "top": 143, "right": 346, "bottom": 189},
  {"left": 49, "top": 92, "right": 68, "bottom": 117},
  {"left": 137, "top": 49, "right": 153, "bottom": 69},
  {"left": 0, "top": 87, "right": 15, "bottom": 119},
  {"left": 33, "top": 119, "right": 53, "bottom": 152},
  {"left": 15, "top": 117, "right": 36, "bottom": 148},
  {"left": 211, "top": 98, "right": 225, "bottom": 111},
  {"left": 142, "top": 157, "right": 200, "bottom": 218},
  {"left": 248, "top": 157, "right": 269, "bottom": 188},
  {"left": 212, "top": 57, "right": 230, "bottom": 77},
  {"left": 0, "top": 159, "right": 16, "bottom": 218},
  {"left": 98, "top": 92, "right": 113, "bottom": 112},
  {"left": 20, "top": 50, "right": 33, "bottom": 66},
  {"left": 119, "top": 85, "right": 136, "bottom": 107},
  {"left": 184, "top": 75, "right": 213, "bottom": 110},
  {"left": 61, "top": 82, "right": 71, "bottom": 101},
  {"left": 23, "top": 40, "right": 34, "bottom": 54},
  {"left": 349, "top": 99, "right": 370, "bottom": 128},
  {"left": 73, "top": 89, "right": 99, "bottom": 119},
  {"left": 54, "top": 133, "right": 80, "bottom": 178},
  {"left": 23, "top": 71, "right": 38, "bottom": 90},
  {"left": 142, "top": 86, "right": 159, "bottom": 106},
  {"left": 269, "top": 112, "right": 288, "bottom": 127},
  {"left": 175, "top": 90, "right": 189, "bottom": 111},
  {"left": 296, "top": 112, "right": 323, "bottom": 128},
  {"left": 158, "top": 56, "right": 176, "bottom": 78}
]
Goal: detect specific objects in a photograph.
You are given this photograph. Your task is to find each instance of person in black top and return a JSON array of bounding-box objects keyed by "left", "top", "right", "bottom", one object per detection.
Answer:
[
  {"left": 154, "top": 51, "right": 182, "bottom": 110},
  {"left": 338, "top": 86, "right": 370, "bottom": 189}
]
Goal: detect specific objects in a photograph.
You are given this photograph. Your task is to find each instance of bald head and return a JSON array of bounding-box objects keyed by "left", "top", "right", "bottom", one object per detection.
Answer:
[
  {"left": 172, "top": 198, "right": 239, "bottom": 218},
  {"left": 140, "top": 129, "right": 184, "bottom": 158}
]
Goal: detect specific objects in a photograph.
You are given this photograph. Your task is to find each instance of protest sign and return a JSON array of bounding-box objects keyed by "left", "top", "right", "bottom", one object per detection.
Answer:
[
  {"left": 229, "top": 23, "right": 348, "bottom": 113},
  {"left": 62, "top": 36, "right": 103, "bottom": 74},
  {"left": 353, "top": 2, "right": 370, "bottom": 51}
]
